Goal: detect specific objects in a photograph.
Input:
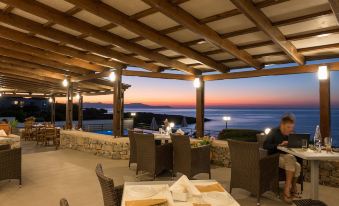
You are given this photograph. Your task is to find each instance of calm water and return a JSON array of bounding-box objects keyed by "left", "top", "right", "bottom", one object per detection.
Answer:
[{"left": 117, "top": 108, "right": 339, "bottom": 147}]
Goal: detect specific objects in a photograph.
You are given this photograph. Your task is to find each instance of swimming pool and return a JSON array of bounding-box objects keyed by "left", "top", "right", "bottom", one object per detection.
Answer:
[{"left": 93, "top": 130, "right": 128, "bottom": 136}]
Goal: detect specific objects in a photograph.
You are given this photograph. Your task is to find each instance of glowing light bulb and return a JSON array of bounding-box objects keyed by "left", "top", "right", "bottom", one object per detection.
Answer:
[
  {"left": 109, "top": 71, "right": 116, "bottom": 82},
  {"left": 318, "top": 65, "right": 328, "bottom": 80},
  {"left": 193, "top": 78, "right": 201, "bottom": 88},
  {"left": 264, "top": 128, "right": 271, "bottom": 135},
  {"left": 62, "top": 79, "right": 68, "bottom": 87}
]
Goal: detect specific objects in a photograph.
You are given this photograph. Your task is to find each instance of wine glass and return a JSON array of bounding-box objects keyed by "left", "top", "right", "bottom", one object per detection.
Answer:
[
  {"left": 301, "top": 139, "right": 308, "bottom": 151},
  {"left": 324, "top": 137, "right": 332, "bottom": 153}
]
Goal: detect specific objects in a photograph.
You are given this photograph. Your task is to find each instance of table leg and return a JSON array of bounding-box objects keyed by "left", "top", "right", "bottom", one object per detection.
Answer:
[{"left": 310, "top": 160, "right": 319, "bottom": 200}]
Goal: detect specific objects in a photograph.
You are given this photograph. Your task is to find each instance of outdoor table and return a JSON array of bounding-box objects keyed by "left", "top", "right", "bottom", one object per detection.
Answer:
[
  {"left": 121, "top": 180, "right": 239, "bottom": 206},
  {"left": 278, "top": 146, "right": 339, "bottom": 200}
]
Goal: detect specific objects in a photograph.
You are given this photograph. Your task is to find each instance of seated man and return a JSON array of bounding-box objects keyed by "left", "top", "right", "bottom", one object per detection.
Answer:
[{"left": 263, "top": 114, "right": 301, "bottom": 203}]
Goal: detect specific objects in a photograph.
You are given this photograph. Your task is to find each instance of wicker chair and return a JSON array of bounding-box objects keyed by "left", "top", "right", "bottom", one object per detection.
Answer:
[
  {"left": 60, "top": 198, "right": 70, "bottom": 206},
  {"left": 23, "top": 120, "right": 34, "bottom": 141},
  {"left": 228, "top": 140, "right": 279, "bottom": 205},
  {"left": 95, "top": 164, "right": 124, "bottom": 206},
  {"left": 127, "top": 130, "right": 142, "bottom": 168},
  {"left": 134, "top": 133, "right": 173, "bottom": 179},
  {"left": 170, "top": 134, "right": 211, "bottom": 179},
  {"left": 0, "top": 144, "right": 21, "bottom": 185},
  {"left": 42, "top": 127, "right": 57, "bottom": 146}
]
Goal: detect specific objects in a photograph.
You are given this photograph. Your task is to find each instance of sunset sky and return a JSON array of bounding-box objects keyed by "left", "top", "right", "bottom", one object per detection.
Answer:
[{"left": 61, "top": 59, "right": 339, "bottom": 108}]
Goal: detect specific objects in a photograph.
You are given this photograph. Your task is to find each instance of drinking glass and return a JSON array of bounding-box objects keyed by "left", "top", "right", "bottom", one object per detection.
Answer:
[
  {"left": 324, "top": 137, "right": 332, "bottom": 153},
  {"left": 301, "top": 139, "right": 308, "bottom": 151}
]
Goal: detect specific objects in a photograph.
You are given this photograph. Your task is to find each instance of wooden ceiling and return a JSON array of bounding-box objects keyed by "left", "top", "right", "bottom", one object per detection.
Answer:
[{"left": 0, "top": 0, "right": 338, "bottom": 95}]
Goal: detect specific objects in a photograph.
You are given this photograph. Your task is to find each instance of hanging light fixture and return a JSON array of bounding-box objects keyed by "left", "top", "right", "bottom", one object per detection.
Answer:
[
  {"left": 318, "top": 65, "right": 328, "bottom": 80},
  {"left": 62, "top": 78, "right": 69, "bottom": 87},
  {"left": 48, "top": 97, "right": 53, "bottom": 103},
  {"left": 193, "top": 77, "right": 201, "bottom": 88},
  {"left": 0, "top": 92, "right": 2, "bottom": 97},
  {"left": 109, "top": 71, "right": 116, "bottom": 82}
]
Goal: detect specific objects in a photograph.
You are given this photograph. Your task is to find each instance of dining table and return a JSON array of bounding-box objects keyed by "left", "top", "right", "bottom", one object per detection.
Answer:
[
  {"left": 278, "top": 146, "right": 339, "bottom": 200},
  {"left": 121, "top": 180, "right": 239, "bottom": 206}
]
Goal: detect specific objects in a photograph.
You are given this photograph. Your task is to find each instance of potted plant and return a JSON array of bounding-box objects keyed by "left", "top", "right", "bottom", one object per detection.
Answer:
[{"left": 9, "top": 119, "right": 19, "bottom": 134}]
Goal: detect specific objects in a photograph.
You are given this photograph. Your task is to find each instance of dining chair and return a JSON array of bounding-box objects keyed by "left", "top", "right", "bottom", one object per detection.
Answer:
[
  {"left": 0, "top": 144, "right": 21, "bottom": 186},
  {"left": 228, "top": 140, "right": 279, "bottom": 206},
  {"left": 134, "top": 133, "right": 173, "bottom": 179},
  {"left": 60, "top": 198, "right": 70, "bottom": 206},
  {"left": 95, "top": 163, "right": 124, "bottom": 206},
  {"left": 23, "top": 120, "right": 34, "bottom": 141},
  {"left": 170, "top": 134, "right": 211, "bottom": 179},
  {"left": 42, "top": 127, "right": 57, "bottom": 146},
  {"left": 127, "top": 130, "right": 142, "bottom": 168}
]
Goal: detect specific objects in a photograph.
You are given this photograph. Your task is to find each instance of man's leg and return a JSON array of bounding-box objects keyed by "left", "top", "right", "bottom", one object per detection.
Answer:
[
  {"left": 291, "top": 161, "right": 301, "bottom": 195},
  {"left": 280, "top": 154, "right": 296, "bottom": 198}
]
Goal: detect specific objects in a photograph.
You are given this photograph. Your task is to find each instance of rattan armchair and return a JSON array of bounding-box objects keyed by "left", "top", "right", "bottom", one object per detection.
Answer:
[
  {"left": 60, "top": 198, "right": 70, "bottom": 206},
  {"left": 0, "top": 144, "right": 21, "bottom": 185},
  {"left": 228, "top": 140, "right": 279, "bottom": 205},
  {"left": 134, "top": 133, "right": 173, "bottom": 179},
  {"left": 170, "top": 134, "right": 211, "bottom": 179},
  {"left": 95, "top": 164, "right": 124, "bottom": 206},
  {"left": 127, "top": 130, "right": 142, "bottom": 168},
  {"left": 23, "top": 120, "right": 34, "bottom": 141}
]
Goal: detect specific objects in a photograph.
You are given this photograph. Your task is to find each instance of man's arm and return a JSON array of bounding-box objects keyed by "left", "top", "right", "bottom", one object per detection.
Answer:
[{"left": 263, "top": 132, "right": 277, "bottom": 151}]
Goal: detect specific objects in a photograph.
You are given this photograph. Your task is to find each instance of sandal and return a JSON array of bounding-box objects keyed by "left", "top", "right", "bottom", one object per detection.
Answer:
[
  {"left": 281, "top": 193, "right": 293, "bottom": 204},
  {"left": 291, "top": 191, "right": 302, "bottom": 199}
]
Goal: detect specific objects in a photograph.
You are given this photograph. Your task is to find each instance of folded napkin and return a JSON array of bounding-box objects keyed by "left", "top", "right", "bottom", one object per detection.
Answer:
[
  {"left": 175, "top": 129, "right": 185, "bottom": 135},
  {"left": 169, "top": 175, "right": 201, "bottom": 196},
  {"left": 0, "top": 129, "right": 7, "bottom": 137},
  {"left": 125, "top": 199, "right": 167, "bottom": 206},
  {"left": 193, "top": 204, "right": 211, "bottom": 206},
  {"left": 195, "top": 183, "right": 225, "bottom": 193}
]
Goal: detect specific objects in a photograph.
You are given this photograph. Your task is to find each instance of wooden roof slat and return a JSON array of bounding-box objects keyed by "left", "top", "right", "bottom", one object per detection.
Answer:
[
  {"left": 64, "top": 0, "right": 229, "bottom": 73},
  {"left": 4, "top": 0, "right": 199, "bottom": 74},
  {"left": 144, "top": 0, "right": 262, "bottom": 70},
  {"left": 0, "top": 37, "right": 106, "bottom": 72},
  {"left": 203, "top": 62, "right": 339, "bottom": 81},
  {"left": 129, "top": 0, "right": 287, "bottom": 43},
  {"left": 0, "top": 11, "right": 161, "bottom": 72},
  {"left": 230, "top": 0, "right": 304, "bottom": 65},
  {"left": 329, "top": 0, "right": 339, "bottom": 24},
  {"left": 0, "top": 47, "right": 91, "bottom": 75},
  {"left": 0, "top": 25, "right": 125, "bottom": 70}
]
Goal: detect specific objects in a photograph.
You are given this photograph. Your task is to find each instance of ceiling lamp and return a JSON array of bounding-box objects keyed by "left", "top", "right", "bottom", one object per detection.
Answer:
[
  {"left": 109, "top": 71, "right": 116, "bottom": 82},
  {"left": 193, "top": 77, "right": 201, "bottom": 88},
  {"left": 318, "top": 65, "right": 328, "bottom": 80},
  {"left": 62, "top": 78, "right": 69, "bottom": 87}
]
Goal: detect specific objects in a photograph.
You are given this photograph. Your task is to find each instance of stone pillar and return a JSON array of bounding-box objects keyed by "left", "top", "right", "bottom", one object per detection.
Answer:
[
  {"left": 319, "top": 71, "right": 331, "bottom": 140},
  {"left": 196, "top": 78, "right": 205, "bottom": 138},
  {"left": 77, "top": 95, "right": 83, "bottom": 130},
  {"left": 65, "top": 79, "right": 73, "bottom": 130},
  {"left": 113, "top": 69, "right": 123, "bottom": 137}
]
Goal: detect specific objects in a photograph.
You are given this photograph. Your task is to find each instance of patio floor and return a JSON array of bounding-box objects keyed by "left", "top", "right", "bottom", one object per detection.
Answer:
[{"left": 0, "top": 142, "right": 338, "bottom": 206}]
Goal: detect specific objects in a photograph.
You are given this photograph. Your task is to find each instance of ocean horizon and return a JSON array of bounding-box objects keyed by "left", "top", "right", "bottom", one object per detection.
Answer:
[{"left": 104, "top": 107, "right": 339, "bottom": 147}]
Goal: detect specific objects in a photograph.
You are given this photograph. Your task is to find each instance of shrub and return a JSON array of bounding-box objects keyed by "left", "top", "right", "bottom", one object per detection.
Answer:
[{"left": 218, "top": 128, "right": 262, "bottom": 142}]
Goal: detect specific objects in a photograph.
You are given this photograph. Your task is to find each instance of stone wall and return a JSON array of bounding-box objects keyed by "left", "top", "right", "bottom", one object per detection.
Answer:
[
  {"left": 303, "top": 161, "right": 339, "bottom": 187},
  {"left": 210, "top": 140, "right": 231, "bottom": 167},
  {"left": 60, "top": 130, "right": 130, "bottom": 160}
]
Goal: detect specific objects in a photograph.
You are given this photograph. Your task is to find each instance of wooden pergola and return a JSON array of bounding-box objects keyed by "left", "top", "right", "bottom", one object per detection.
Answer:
[{"left": 0, "top": 0, "right": 337, "bottom": 137}]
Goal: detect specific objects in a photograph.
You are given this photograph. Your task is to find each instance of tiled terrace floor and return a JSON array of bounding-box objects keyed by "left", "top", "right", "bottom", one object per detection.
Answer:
[{"left": 0, "top": 141, "right": 338, "bottom": 206}]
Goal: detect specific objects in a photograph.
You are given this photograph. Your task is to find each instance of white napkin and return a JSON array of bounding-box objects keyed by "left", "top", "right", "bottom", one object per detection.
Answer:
[
  {"left": 175, "top": 129, "right": 185, "bottom": 135},
  {"left": 0, "top": 129, "right": 7, "bottom": 137},
  {"left": 169, "top": 175, "right": 201, "bottom": 196}
]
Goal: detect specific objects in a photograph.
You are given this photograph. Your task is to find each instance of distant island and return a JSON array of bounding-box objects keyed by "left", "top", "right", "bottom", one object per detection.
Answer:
[{"left": 84, "top": 102, "right": 172, "bottom": 109}]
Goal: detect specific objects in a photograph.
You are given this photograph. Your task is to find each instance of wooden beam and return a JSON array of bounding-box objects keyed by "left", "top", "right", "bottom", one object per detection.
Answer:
[
  {"left": 51, "top": 96, "right": 56, "bottom": 125},
  {"left": 77, "top": 95, "right": 83, "bottom": 129},
  {"left": 196, "top": 77, "right": 204, "bottom": 138},
  {"left": 0, "top": 12, "right": 161, "bottom": 72},
  {"left": 73, "top": 70, "right": 112, "bottom": 82},
  {"left": 230, "top": 0, "right": 305, "bottom": 65},
  {"left": 203, "top": 62, "right": 339, "bottom": 81},
  {"left": 319, "top": 73, "right": 331, "bottom": 139},
  {"left": 113, "top": 69, "right": 123, "bottom": 137},
  {"left": 0, "top": 25, "right": 125, "bottom": 70},
  {"left": 122, "top": 70, "right": 195, "bottom": 80},
  {"left": 0, "top": 37, "right": 105, "bottom": 72},
  {"left": 329, "top": 0, "right": 339, "bottom": 24},
  {"left": 64, "top": 0, "right": 228, "bottom": 73},
  {"left": 3, "top": 0, "right": 199, "bottom": 75},
  {"left": 144, "top": 0, "right": 261, "bottom": 70},
  {"left": 65, "top": 79, "right": 73, "bottom": 130},
  {"left": 0, "top": 47, "right": 90, "bottom": 75}
]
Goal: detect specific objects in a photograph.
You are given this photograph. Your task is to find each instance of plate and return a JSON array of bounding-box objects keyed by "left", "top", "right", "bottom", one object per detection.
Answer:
[
  {"left": 128, "top": 186, "right": 157, "bottom": 198},
  {"left": 202, "top": 192, "right": 234, "bottom": 206}
]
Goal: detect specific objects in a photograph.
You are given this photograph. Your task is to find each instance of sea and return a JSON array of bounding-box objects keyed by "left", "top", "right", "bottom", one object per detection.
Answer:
[{"left": 113, "top": 108, "right": 339, "bottom": 147}]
